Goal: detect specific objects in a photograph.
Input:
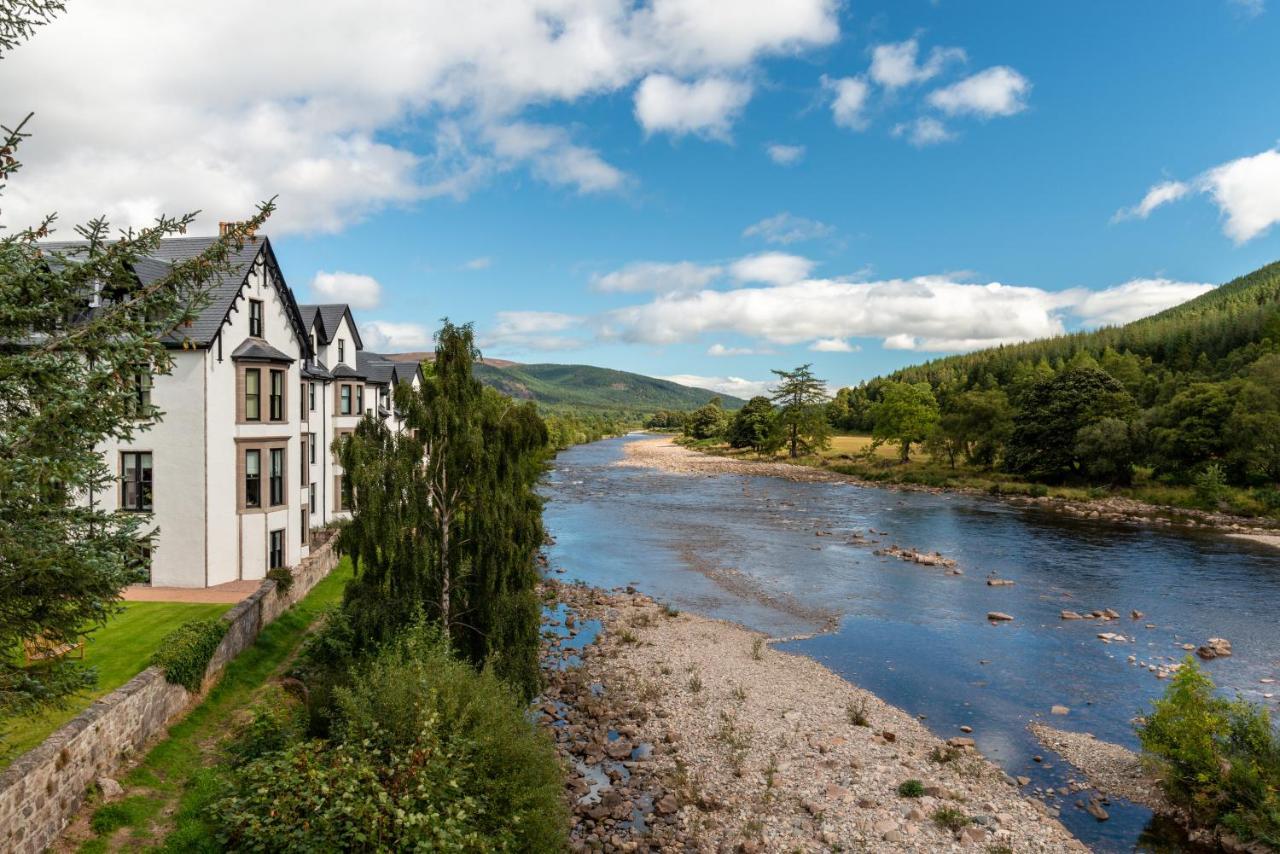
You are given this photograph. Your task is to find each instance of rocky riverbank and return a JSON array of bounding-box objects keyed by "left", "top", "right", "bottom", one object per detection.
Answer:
[
  {"left": 620, "top": 437, "right": 1280, "bottom": 543},
  {"left": 541, "top": 578, "right": 1087, "bottom": 852}
]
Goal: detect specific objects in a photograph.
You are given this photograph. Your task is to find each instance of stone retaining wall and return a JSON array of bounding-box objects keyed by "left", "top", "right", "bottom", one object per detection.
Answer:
[{"left": 0, "top": 535, "right": 341, "bottom": 854}]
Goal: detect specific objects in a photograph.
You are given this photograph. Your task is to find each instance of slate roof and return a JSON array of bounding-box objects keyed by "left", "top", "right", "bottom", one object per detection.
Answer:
[
  {"left": 296, "top": 303, "right": 363, "bottom": 350},
  {"left": 39, "top": 235, "right": 312, "bottom": 355},
  {"left": 357, "top": 351, "right": 398, "bottom": 385},
  {"left": 331, "top": 363, "right": 365, "bottom": 380},
  {"left": 231, "top": 338, "right": 294, "bottom": 364},
  {"left": 301, "top": 361, "right": 334, "bottom": 381}
]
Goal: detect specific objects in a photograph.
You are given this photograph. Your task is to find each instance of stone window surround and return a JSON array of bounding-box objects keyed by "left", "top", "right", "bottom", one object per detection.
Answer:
[
  {"left": 236, "top": 437, "right": 289, "bottom": 513},
  {"left": 236, "top": 362, "right": 289, "bottom": 425},
  {"left": 335, "top": 382, "right": 363, "bottom": 416}
]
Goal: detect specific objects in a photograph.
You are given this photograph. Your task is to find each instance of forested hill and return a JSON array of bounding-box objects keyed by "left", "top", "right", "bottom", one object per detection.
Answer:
[
  {"left": 471, "top": 362, "right": 743, "bottom": 415},
  {"left": 827, "top": 259, "right": 1280, "bottom": 498}
]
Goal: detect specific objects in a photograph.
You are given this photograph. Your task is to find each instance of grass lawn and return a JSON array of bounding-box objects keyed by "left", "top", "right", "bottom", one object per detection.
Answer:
[
  {"left": 2, "top": 601, "right": 231, "bottom": 768},
  {"left": 68, "top": 557, "right": 354, "bottom": 853}
]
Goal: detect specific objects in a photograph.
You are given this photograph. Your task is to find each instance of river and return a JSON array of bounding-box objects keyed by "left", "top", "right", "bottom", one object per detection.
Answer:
[{"left": 541, "top": 434, "right": 1280, "bottom": 853}]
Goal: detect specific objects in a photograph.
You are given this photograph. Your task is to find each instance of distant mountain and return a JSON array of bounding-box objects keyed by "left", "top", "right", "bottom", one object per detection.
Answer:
[
  {"left": 385, "top": 356, "right": 743, "bottom": 415},
  {"left": 385, "top": 351, "right": 522, "bottom": 369}
]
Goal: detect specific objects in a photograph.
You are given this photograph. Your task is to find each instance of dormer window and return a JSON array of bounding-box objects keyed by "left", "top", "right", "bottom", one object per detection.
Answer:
[
  {"left": 249, "top": 299, "right": 264, "bottom": 337},
  {"left": 338, "top": 339, "right": 345, "bottom": 364}
]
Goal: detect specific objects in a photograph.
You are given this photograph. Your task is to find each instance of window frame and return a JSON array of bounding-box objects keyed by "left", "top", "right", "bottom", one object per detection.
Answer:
[
  {"left": 339, "top": 384, "right": 352, "bottom": 415},
  {"left": 268, "top": 528, "right": 284, "bottom": 570},
  {"left": 356, "top": 384, "right": 365, "bottom": 414},
  {"left": 249, "top": 299, "right": 264, "bottom": 337},
  {"left": 268, "top": 369, "right": 285, "bottom": 422},
  {"left": 120, "top": 451, "right": 153, "bottom": 512},
  {"left": 308, "top": 381, "right": 316, "bottom": 412},
  {"left": 338, "top": 339, "right": 345, "bottom": 364},
  {"left": 244, "top": 448, "right": 262, "bottom": 509},
  {"left": 300, "top": 508, "right": 308, "bottom": 546},
  {"left": 244, "top": 368, "right": 261, "bottom": 422},
  {"left": 129, "top": 371, "right": 153, "bottom": 419},
  {"left": 269, "top": 447, "right": 285, "bottom": 507},
  {"left": 300, "top": 436, "right": 309, "bottom": 487}
]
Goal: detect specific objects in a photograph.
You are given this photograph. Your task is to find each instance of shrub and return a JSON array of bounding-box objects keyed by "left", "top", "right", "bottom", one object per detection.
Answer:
[
  {"left": 932, "top": 806, "right": 972, "bottom": 831},
  {"left": 1138, "top": 658, "right": 1280, "bottom": 846},
  {"left": 265, "top": 565, "right": 294, "bottom": 596},
  {"left": 1193, "top": 463, "right": 1228, "bottom": 507},
  {"left": 897, "top": 779, "right": 925, "bottom": 798},
  {"left": 846, "top": 698, "right": 870, "bottom": 727},
  {"left": 217, "top": 626, "right": 567, "bottom": 852},
  {"left": 151, "top": 618, "right": 228, "bottom": 691},
  {"left": 226, "top": 686, "right": 306, "bottom": 768},
  {"left": 1028, "top": 483, "right": 1049, "bottom": 498},
  {"left": 929, "top": 744, "right": 962, "bottom": 764}
]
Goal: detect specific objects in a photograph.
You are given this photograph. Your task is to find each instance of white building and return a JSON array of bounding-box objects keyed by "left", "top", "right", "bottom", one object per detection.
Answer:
[{"left": 55, "top": 234, "right": 421, "bottom": 588}]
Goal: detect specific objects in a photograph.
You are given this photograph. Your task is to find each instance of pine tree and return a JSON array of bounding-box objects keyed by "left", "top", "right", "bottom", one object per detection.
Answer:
[{"left": 770, "top": 364, "right": 831, "bottom": 458}]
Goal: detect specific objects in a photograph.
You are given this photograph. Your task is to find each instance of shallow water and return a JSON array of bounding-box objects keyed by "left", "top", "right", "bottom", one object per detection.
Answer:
[{"left": 541, "top": 435, "right": 1280, "bottom": 853}]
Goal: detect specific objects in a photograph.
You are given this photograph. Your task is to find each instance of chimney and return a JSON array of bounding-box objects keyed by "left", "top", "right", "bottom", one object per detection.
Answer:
[{"left": 218, "top": 221, "right": 258, "bottom": 239}]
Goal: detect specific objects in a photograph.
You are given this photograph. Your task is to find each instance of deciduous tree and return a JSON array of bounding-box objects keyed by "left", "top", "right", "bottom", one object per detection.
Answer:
[{"left": 870, "top": 382, "right": 939, "bottom": 462}]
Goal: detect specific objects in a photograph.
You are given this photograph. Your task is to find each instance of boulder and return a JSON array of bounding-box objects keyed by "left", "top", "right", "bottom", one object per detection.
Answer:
[
  {"left": 1060, "top": 610, "right": 1084, "bottom": 620},
  {"left": 987, "top": 612, "right": 1014, "bottom": 622},
  {"left": 1051, "top": 705, "right": 1070, "bottom": 715},
  {"left": 97, "top": 777, "right": 124, "bottom": 800},
  {"left": 1197, "top": 637, "right": 1232, "bottom": 659}
]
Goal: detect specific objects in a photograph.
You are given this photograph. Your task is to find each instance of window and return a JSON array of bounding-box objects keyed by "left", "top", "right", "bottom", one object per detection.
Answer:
[
  {"left": 129, "top": 544, "right": 152, "bottom": 584},
  {"left": 120, "top": 452, "right": 152, "bottom": 511},
  {"left": 300, "top": 437, "right": 309, "bottom": 486},
  {"left": 245, "top": 449, "right": 261, "bottom": 508},
  {"left": 335, "top": 474, "right": 350, "bottom": 511},
  {"left": 356, "top": 385, "right": 365, "bottom": 414},
  {"left": 340, "top": 384, "right": 352, "bottom": 415},
  {"left": 129, "top": 372, "right": 153, "bottom": 418},
  {"left": 268, "top": 529, "right": 284, "bottom": 570},
  {"left": 269, "top": 448, "right": 285, "bottom": 506},
  {"left": 338, "top": 339, "right": 345, "bottom": 364},
  {"left": 269, "top": 370, "right": 284, "bottom": 421},
  {"left": 309, "top": 482, "right": 316, "bottom": 514},
  {"left": 309, "top": 382, "right": 316, "bottom": 412},
  {"left": 309, "top": 432, "right": 317, "bottom": 464},
  {"left": 300, "top": 383, "right": 307, "bottom": 420},
  {"left": 249, "top": 299, "right": 263, "bottom": 337},
  {"left": 244, "top": 369, "right": 261, "bottom": 421},
  {"left": 300, "top": 508, "right": 308, "bottom": 545},
  {"left": 380, "top": 386, "right": 389, "bottom": 410}
]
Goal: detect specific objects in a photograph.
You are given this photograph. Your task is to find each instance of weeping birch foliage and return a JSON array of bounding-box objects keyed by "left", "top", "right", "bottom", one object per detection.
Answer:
[{"left": 336, "top": 321, "right": 548, "bottom": 697}]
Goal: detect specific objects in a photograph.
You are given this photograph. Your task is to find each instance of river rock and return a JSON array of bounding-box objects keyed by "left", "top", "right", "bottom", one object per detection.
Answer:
[
  {"left": 987, "top": 612, "right": 1014, "bottom": 622},
  {"left": 1060, "top": 610, "right": 1084, "bottom": 620},
  {"left": 1051, "top": 705, "right": 1069, "bottom": 715},
  {"left": 1130, "top": 610, "right": 1144, "bottom": 620},
  {"left": 1085, "top": 797, "right": 1109, "bottom": 821},
  {"left": 97, "top": 777, "right": 123, "bottom": 800},
  {"left": 1197, "top": 637, "right": 1232, "bottom": 659},
  {"left": 986, "top": 578, "right": 1015, "bottom": 586},
  {"left": 655, "top": 793, "right": 678, "bottom": 815}
]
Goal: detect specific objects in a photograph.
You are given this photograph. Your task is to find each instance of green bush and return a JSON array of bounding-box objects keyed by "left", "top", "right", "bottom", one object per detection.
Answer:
[
  {"left": 226, "top": 686, "right": 305, "bottom": 768},
  {"left": 151, "top": 618, "right": 228, "bottom": 691},
  {"left": 265, "top": 565, "right": 294, "bottom": 596},
  {"left": 1028, "top": 483, "right": 1049, "bottom": 498},
  {"left": 1193, "top": 463, "right": 1228, "bottom": 507},
  {"left": 897, "top": 779, "right": 924, "bottom": 798},
  {"left": 932, "top": 806, "right": 972, "bottom": 831},
  {"left": 1138, "top": 658, "right": 1280, "bottom": 846},
  {"left": 216, "top": 625, "right": 567, "bottom": 852}
]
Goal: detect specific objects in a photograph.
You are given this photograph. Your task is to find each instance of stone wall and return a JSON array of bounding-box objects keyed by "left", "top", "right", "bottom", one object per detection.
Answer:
[{"left": 0, "top": 536, "right": 340, "bottom": 854}]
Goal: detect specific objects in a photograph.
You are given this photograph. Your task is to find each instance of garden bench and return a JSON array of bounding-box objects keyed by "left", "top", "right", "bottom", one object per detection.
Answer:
[{"left": 23, "top": 635, "right": 85, "bottom": 665}]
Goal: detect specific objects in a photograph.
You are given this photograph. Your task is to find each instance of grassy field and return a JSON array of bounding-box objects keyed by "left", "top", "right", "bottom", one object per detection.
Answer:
[
  {"left": 1, "top": 601, "right": 231, "bottom": 768},
  {"left": 691, "top": 433, "right": 1277, "bottom": 520},
  {"left": 69, "top": 557, "right": 354, "bottom": 854}
]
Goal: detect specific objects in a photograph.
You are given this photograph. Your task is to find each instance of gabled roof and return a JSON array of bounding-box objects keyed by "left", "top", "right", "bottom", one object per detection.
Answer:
[
  {"left": 231, "top": 338, "right": 294, "bottom": 364},
  {"left": 39, "top": 235, "right": 312, "bottom": 357},
  {"left": 296, "top": 303, "right": 363, "bottom": 350},
  {"left": 301, "top": 361, "right": 333, "bottom": 381},
  {"left": 357, "top": 351, "right": 398, "bottom": 385},
  {"left": 332, "top": 363, "right": 365, "bottom": 380}
]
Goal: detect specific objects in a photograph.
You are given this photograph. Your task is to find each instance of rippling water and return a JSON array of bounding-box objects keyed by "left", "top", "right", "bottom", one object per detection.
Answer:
[{"left": 541, "top": 435, "right": 1280, "bottom": 853}]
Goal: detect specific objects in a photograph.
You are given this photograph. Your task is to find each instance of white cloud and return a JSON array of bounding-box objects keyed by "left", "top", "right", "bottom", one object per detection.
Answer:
[
  {"left": 360, "top": 321, "right": 431, "bottom": 352},
  {"left": 634, "top": 74, "right": 753, "bottom": 140},
  {"left": 892, "top": 116, "right": 954, "bottom": 147},
  {"left": 660, "top": 374, "right": 774, "bottom": 399},
  {"left": 869, "top": 39, "right": 966, "bottom": 89},
  {"left": 766, "top": 143, "right": 806, "bottom": 165},
  {"left": 0, "top": 0, "right": 838, "bottom": 235},
  {"left": 1229, "top": 0, "right": 1264, "bottom": 16},
  {"left": 310, "top": 271, "right": 382, "bottom": 309},
  {"left": 742, "top": 212, "right": 834, "bottom": 244},
  {"left": 809, "top": 337, "right": 858, "bottom": 352},
  {"left": 927, "top": 66, "right": 1031, "bottom": 117},
  {"left": 593, "top": 260, "right": 723, "bottom": 293},
  {"left": 602, "top": 274, "right": 1212, "bottom": 351},
  {"left": 822, "top": 75, "right": 872, "bottom": 130},
  {"left": 1112, "top": 180, "right": 1191, "bottom": 222},
  {"left": 730, "top": 252, "right": 815, "bottom": 285},
  {"left": 1072, "top": 278, "right": 1215, "bottom": 326},
  {"left": 1116, "top": 147, "right": 1280, "bottom": 243},
  {"left": 482, "top": 310, "right": 586, "bottom": 352},
  {"left": 707, "top": 343, "right": 772, "bottom": 356},
  {"left": 461, "top": 257, "right": 492, "bottom": 270}
]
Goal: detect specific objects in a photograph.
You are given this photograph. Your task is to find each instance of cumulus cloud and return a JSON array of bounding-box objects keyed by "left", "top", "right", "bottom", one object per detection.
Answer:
[
  {"left": 634, "top": 75, "right": 753, "bottom": 140},
  {"left": 730, "top": 252, "right": 816, "bottom": 285},
  {"left": 602, "top": 274, "right": 1212, "bottom": 351},
  {"left": 0, "top": 0, "right": 839, "bottom": 234},
  {"left": 310, "top": 271, "right": 382, "bottom": 309},
  {"left": 1116, "top": 147, "right": 1280, "bottom": 243},
  {"left": 592, "top": 260, "right": 723, "bottom": 293},
  {"left": 360, "top": 321, "right": 431, "bottom": 352},
  {"left": 742, "top": 212, "right": 834, "bottom": 245},
  {"left": 461, "top": 257, "right": 492, "bottom": 270},
  {"left": 482, "top": 310, "right": 586, "bottom": 352},
  {"left": 927, "top": 66, "right": 1031, "bottom": 117},
  {"left": 869, "top": 39, "right": 966, "bottom": 89},
  {"left": 892, "top": 116, "right": 954, "bottom": 147},
  {"left": 707, "top": 343, "right": 773, "bottom": 356},
  {"left": 766, "top": 143, "right": 806, "bottom": 165},
  {"left": 822, "top": 75, "right": 872, "bottom": 130},
  {"left": 660, "top": 374, "right": 774, "bottom": 399},
  {"left": 809, "top": 337, "right": 858, "bottom": 352}
]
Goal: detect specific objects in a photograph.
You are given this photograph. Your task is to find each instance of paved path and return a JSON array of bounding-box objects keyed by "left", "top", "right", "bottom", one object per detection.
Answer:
[{"left": 122, "top": 579, "right": 261, "bottom": 604}]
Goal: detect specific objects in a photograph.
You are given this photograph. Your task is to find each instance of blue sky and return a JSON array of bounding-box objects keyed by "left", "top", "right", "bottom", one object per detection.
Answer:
[{"left": 3, "top": 1, "right": 1279, "bottom": 397}]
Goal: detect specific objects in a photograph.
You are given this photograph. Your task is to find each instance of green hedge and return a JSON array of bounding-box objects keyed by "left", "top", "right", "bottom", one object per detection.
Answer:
[{"left": 151, "top": 617, "right": 228, "bottom": 691}]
